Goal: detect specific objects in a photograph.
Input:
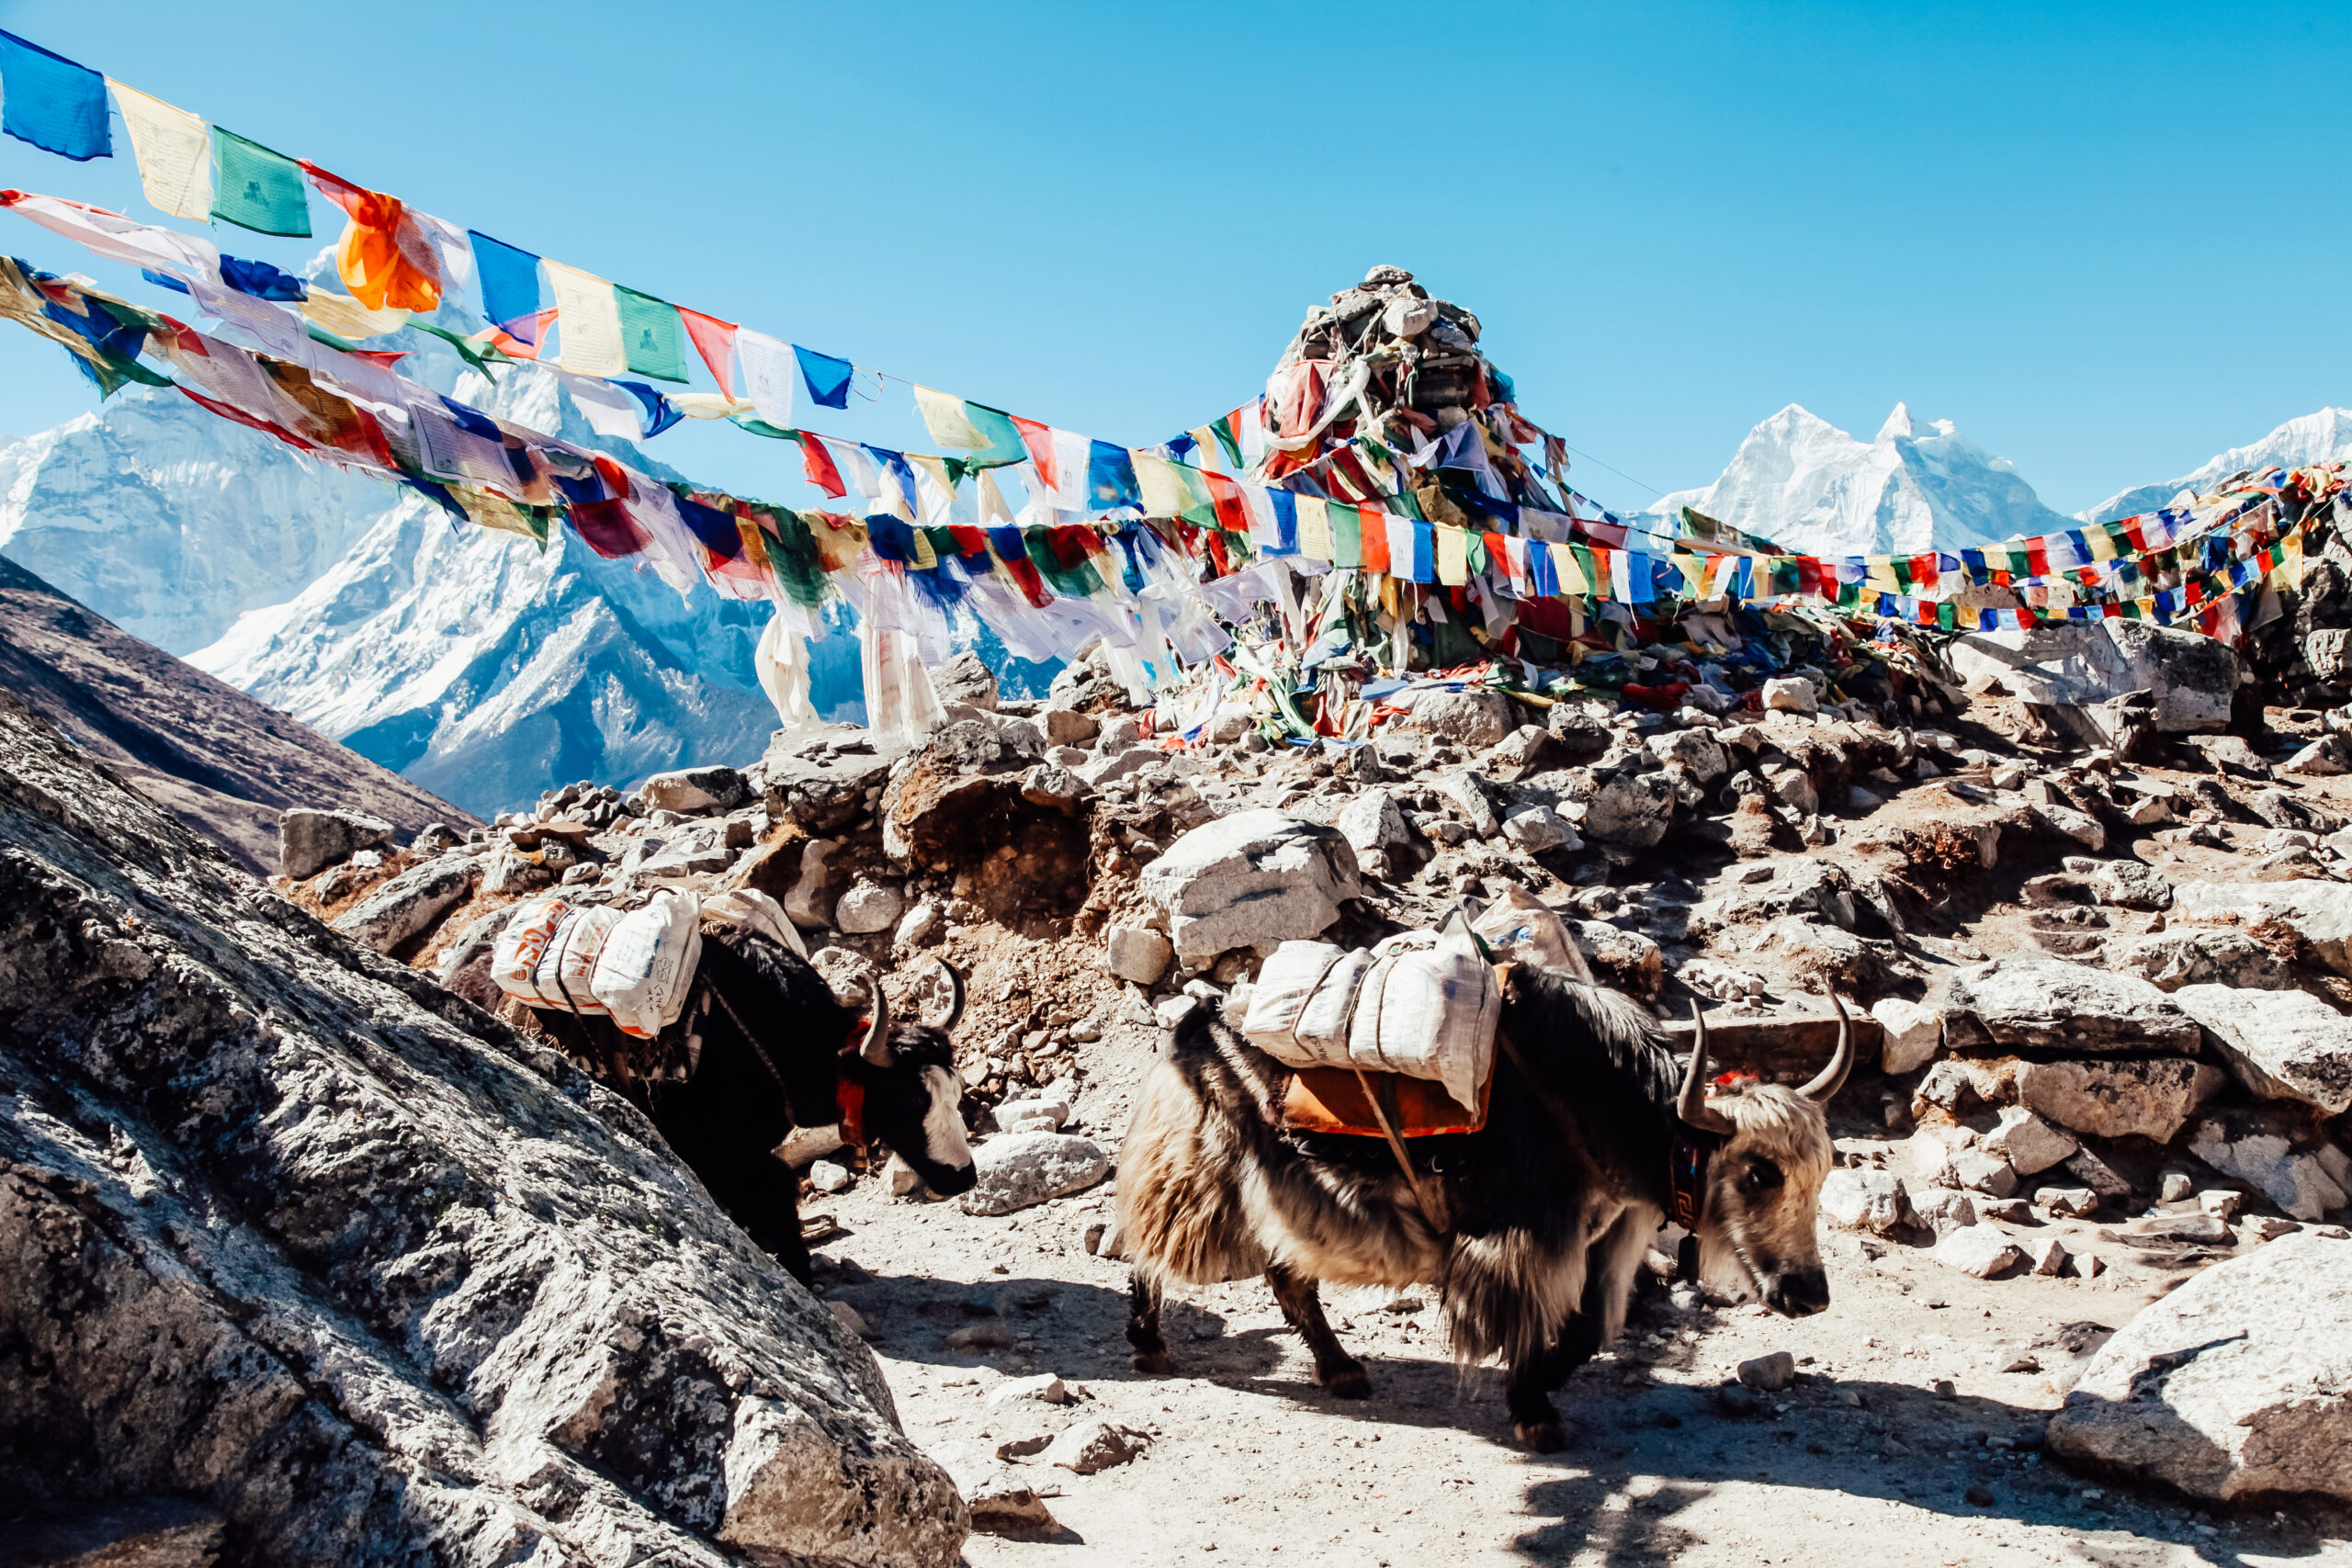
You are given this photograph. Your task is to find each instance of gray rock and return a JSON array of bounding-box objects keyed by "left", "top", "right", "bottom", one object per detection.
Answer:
[
  {"left": 2186, "top": 1107, "right": 2352, "bottom": 1222},
  {"left": 834, "top": 880, "right": 906, "bottom": 936},
  {"left": 329, "top": 858, "right": 474, "bottom": 953},
  {"left": 2014, "top": 1057, "right": 2228, "bottom": 1142},
  {"left": 1046, "top": 1419, "right": 1151, "bottom": 1475},
  {"left": 2046, "top": 1233, "right": 2352, "bottom": 1502},
  {"left": 1947, "top": 618, "right": 2238, "bottom": 735},
  {"left": 1761, "top": 676, "right": 1818, "bottom": 715},
  {"left": 1953, "top": 1150, "right": 2021, "bottom": 1198},
  {"left": 808, "top": 1159, "right": 852, "bottom": 1194},
  {"left": 1436, "top": 772, "right": 1498, "bottom": 837},
  {"left": 2030, "top": 1235, "right": 2071, "bottom": 1276},
  {"left": 784, "top": 838, "right": 841, "bottom": 928},
  {"left": 778, "top": 1124, "right": 846, "bottom": 1167},
  {"left": 1104, "top": 924, "right": 1174, "bottom": 985},
  {"left": 988, "top": 1371, "right": 1070, "bottom": 1407},
  {"left": 1760, "top": 762, "right": 1819, "bottom": 817},
  {"left": 1336, "top": 790, "right": 1411, "bottom": 854},
  {"left": 1585, "top": 771, "right": 1676, "bottom": 847},
  {"left": 960, "top": 1133, "right": 1112, "bottom": 1216},
  {"left": 932, "top": 650, "right": 1001, "bottom": 710},
  {"left": 1646, "top": 728, "right": 1730, "bottom": 784},
  {"left": 1406, "top": 689, "right": 1516, "bottom": 749},
  {"left": 1019, "top": 762, "right": 1092, "bottom": 813},
  {"left": 2286, "top": 736, "right": 2350, "bottom": 775},
  {"left": 0, "top": 699, "right": 967, "bottom": 1566},
  {"left": 1872, "top": 995, "right": 1943, "bottom": 1075},
  {"left": 1931, "top": 1224, "right": 2027, "bottom": 1279},
  {"left": 1138, "top": 810, "right": 1363, "bottom": 963},
  {"left": 1501, "top": 804, "right": 1580, "bottom": 853},
  {"left": 2061, "top": 855, "right": 2174, "bottom": 910},
  {"left": 2174, "top": 983, "right": 2352, "bottom": 1114},
  {"left": 895, "top": 901, "right": 944, "bottom": 948},
  {"left": 1911, "top": 1188, "right": 1980, "bottom": 1239},
  {"left": 993, "top": 1095, "right": 1071, "bottom": 1135},
  {"left": 277, "top": 807, "right": 397, "bottom": 880},
  {"left": 1819, "top": 1168, "right": 1911, "bottom": 1235},
  {"left": 1737, "top": 1351, "right": 1797, "bottom": 1391},
  {"left": 1982, "top": 1107, "right": 2079, "bottom": 1177},
  {"left": 2065, "top": 1147, "right": 2136, "bottom": 1200},
  {"left": 1040, "top": 706, "right": 1099, "bottom": 747},
  {"left": 2169, "top": 881, "right": 2352, "bottom": 977},
  {"left": 2032, "top": 802, "right": 2107, "bottom": 852},
  {"left": 2110, "top": 927, "right": 2293, "bottom": 992},
  {"left": 1940, "top": 957, "right": 2200, "bottom": 1055},
  {"left": 2035, "top": 1186, "right": 2099, "bottom": 1217},
  {"left": 639, "top": 764, "right": 751, "bottom": 815}
]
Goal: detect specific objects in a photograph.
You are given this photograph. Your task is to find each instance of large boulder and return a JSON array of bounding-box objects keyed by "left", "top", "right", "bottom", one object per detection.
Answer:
[
  {"left": 2185, "top": 1106, "right": 2352, "bottom": 1221},
  {"left": 2169, "top": 881, "right": 2352, "bottom": 977},
  {"left": 2011, "top": 1056, "right": 2228, "bottom": 1143},
  {"left": 277, "top": 807, "right": 396, "bottom": 881},
  {"left": 0, "top": 692, "right": 966, "bottom": 1566},
  {"left": 2173, "top": 984, "right": 2352, "bottom": 1114},
  {"left": 879, "top": 721, "right": 1091, "bottom": 922},
  {"left": 637, "top": 764, "right": 750, "bottom": 816},
  {"left": 931, "top": 649, "right": 1001, "bottom": 711},
  {"left": 1940, "top": 957, "right": 2200, "bottom": 1055},
  {"left": 2046, "top": 1233, "right": 2352, "bottom": 1503},
  {"left": 1946, "top": 618, "right": 2238, "bottom": 734},
  {"left": 330, "top": 857, "right": 476, "bottom": 953},
  {"left": 2109, "top": 926, "right": 2293, "bottom": 992},
  {"left": 1583, "top": 771, "right": 1675, "bottom": 847},
  {"left": 959, "top": 1133, "right": 1111, "bottom": 1216},
  {"left": 1139, "top": 809, "right": 1363, "bottom": 963},
  {"left": 1403, "top": 689, "right": 1515, "bottom": 749}
]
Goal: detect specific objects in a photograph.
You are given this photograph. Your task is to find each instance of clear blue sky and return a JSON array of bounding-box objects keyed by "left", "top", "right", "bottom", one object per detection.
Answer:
[{"left": 0, "top": 0, "right": 2345, "bottom": 518}]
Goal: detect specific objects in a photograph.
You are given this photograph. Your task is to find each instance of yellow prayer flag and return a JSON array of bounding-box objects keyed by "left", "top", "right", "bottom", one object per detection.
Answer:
[
  {"left": 1296, "top": 495, "right": 1332, "bottom": 560},
  {"left": 1437, "top": 524, "right": 1468, "bottom": 586},
  {"left": 301, "top": 288, "right": 410, "bottom": 341},
  {"left": 545, "top": 261, "right": 626, "bottom": 376},
  {"left": 912, "top": 385, "right": 989, "bottom": 451},
  {"left": 1555, "top": 547, "right": 1589, "bottom": 596},
  {"left": 1132, "top": 452, "right": 1189, "bottom": 520},
  {"left": 108, "top": 81, "right": 212, "bottom": 221}
]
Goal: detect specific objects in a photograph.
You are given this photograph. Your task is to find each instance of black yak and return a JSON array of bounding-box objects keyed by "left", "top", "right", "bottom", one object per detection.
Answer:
[{"left": 1115, "top": 965, "right": 1849, "bottom": 1450}]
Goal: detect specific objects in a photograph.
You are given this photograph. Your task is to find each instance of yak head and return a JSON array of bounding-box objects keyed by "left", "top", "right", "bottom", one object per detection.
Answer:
[
  {"left": 842, "top": 962, "right": 978, "bottom": 1198},
  {"left": 1677, "top": 998, "right": 1850, "bottom": 1316}
]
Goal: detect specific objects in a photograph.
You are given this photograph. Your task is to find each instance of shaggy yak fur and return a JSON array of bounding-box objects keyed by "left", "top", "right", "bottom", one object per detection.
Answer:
[
  {"left": 509, "top": 927, "right": 976, "bottom": 1285},
  {"left": 1116, "top": 966, "right": 1840, "bottom": 1450}
]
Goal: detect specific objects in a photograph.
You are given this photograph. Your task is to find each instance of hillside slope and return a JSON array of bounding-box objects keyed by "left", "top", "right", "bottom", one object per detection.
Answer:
[{"left": 0, "top": 555, "right": 471, "bottom": 873}]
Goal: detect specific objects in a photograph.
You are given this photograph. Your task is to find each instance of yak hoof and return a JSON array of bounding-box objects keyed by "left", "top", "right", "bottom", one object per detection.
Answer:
[
  {"left": 1131, "top": 1350, "right": 1173, "bottom": 1375},
  {"left": 1513, "top": 1418, "right": 1571, "bottom": 1453},
  {"left": 1322, "top": 1364, "right": 1372, "bottom": 1400}
]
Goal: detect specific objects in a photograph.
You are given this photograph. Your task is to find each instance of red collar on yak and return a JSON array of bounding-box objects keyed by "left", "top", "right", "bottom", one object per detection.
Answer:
[{"left": 834, "top": 1012, "right": 877, "bottom": 1147}]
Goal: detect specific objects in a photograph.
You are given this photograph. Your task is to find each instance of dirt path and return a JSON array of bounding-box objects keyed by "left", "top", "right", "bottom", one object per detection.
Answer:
[{"left": 810, "top": 1170, "right": 2347, "bottom": 1566}]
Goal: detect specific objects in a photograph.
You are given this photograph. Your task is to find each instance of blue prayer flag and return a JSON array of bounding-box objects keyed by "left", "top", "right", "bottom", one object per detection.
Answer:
[
  {"left": 795, "top": 344, "right": 854, "bottom": 410},
  {"left": 469, "top": 231, "right": 542, "bottom": 342},
  {"left": 1266, "top": 490, "right": 1298, "bottom": 556},
  {"left": 1086, "top": 441, "right": 1141, "bottom": 512},
  {"left": 1407, "top": 522, "right": 1435, "bottom": 583},
  {"left": 0, "top": 30, "right": 110, "bottom": 161},
  {"left": 614, "top": 381, "right": 681, "bottom": 438},
  {"left": 219, "top": 254, "right": 306, "bottom": 302}
]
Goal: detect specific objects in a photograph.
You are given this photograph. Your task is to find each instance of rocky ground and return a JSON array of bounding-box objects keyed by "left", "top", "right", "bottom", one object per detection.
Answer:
[{"left": 106, "top": 622, "right": 2352, "bottom": 1565}]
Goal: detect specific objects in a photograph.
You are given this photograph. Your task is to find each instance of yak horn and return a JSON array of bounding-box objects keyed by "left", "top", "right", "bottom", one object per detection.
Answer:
[
  {"left": 932, "top": 958, "right": 967, "bottom": 1032},
  {"left": 1799, "top": 994, "right": 1854, "bottom": 1103},
  {"left": 860, "top": 982, "right": 895, "bottom": 1066},
  {"left": 1677, "top": 1000, "right": 1736, "bottom": 1136}
]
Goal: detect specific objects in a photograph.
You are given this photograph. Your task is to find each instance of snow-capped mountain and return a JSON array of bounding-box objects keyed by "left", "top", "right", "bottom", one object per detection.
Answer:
[
  {"left": 185, "top": 362, "right": 865, "bottom": 818},
  {"left": 1645, "top": 403, "right": 2074, "bottom": 558},
  {"left": 0, "top": 386, "right": 393, "bottom": 655},
  {"left": 2077, "top": 408, "right": 2352, "bottom": 525}
]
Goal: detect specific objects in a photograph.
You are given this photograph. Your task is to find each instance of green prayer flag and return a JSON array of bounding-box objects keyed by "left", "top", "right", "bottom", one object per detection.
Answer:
[
  {"left": 1329, "top": 505, "right": 1363, "bottom": 569},
  {"left": 615, "top": 287, "right": 689, "bottom": 382},
  {"left": 1937, "top": 602, "right": 1958, "bottom": 631},
  {"left": 1206, "top": 413, "right": 1244, "bottom": 469},
  {"left": 759, "top": 509, "right": 829, "bottom": 608},
  {"left": 210, "top": 129, "right": 311, "bottom": 237},
  {"left": 1023, "top": 525, "right": 1104, "bottom": 597}
]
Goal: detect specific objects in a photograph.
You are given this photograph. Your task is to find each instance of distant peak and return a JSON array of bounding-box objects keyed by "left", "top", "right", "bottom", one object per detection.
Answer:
[{"left": 1876, "top": 403, "right": 1916, "bottom": 443}]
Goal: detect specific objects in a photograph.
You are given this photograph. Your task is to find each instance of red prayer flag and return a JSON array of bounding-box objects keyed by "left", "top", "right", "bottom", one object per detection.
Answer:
[
  {"left": 2026, "top": 541, "right": 2050, "bottom": 577},
  {"left": 1012, "top": 415, "right": 1057, "bottom": 491},
  {"left": 1204, "top": 469, "right": 1251, "bottom": 535},
  {"left": 678, "top": 308, "right": 739, "bottom": 398},
  {"left": 796, "top": 432, "right": 846, "bottom": 498}
]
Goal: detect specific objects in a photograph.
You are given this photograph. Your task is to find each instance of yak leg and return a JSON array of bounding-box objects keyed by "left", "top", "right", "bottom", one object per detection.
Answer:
[
  {"left": 1265, "top": 1263, "right": 1369, "bottom": 1399},
  {"left": 701, "top": 1147, "right": 813, "bottom": 1287},
  {"left": 1542, "top": 1207, "right": 1655, "bottom": 1393},
  {"left": 1505, "top": 1349, "right": 1569, "bottom": 1452},
  {"left": 1126, "top": 1271, "right": 1172, "bottom": 1374}
]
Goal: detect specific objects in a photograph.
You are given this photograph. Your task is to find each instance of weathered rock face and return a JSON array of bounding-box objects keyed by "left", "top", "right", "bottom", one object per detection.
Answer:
[
  {"left": 2109, "top": 926, "right": 2293, "bottom": 992},
  {"left": 932, "top": 650, "right": 1001, "bottom": 711},
  {"left": 330, "top": 855, "right": 478, "bottom": 953},
  {"left": 959, "top": 1133, "right": 1112, "bottom": 1216},
  {"left": 1404, "top": 689, "right": 1515, "bottom": 750},
  {"left": 277, "top": 807, "right": 397, "bottom": 881},
  {"left": 1939, "top": 957, "right": 2201, "bottom": 1055},
  {"left": 2169, "top": 881, "right": 2352, "bottom": 976},
  {"left": 636, "top": 763, "right": 750, "bottom": 816},
  {"left": 2047, "top": 1233, "right": 2352, "bottom": 1503},
  {"left": 2174, "top": 983, "right": 2352, "bottom": 1114},
  {"left": 878, "top": 720, "right": 1088, "bottom": 922},
  {"left": 1947, "top": 618, "right": 2238, "bottom": 734},
  {"left": 2011, "top": 1057, "right": 2228, "bottom": 1143},
  {"left": 0, "top": 693, "right": 967, "bottom": 1566},
  {"left": 2185, "top": 1106, "right": 2352, "bottom": 1221},
  {"left": 1138, "top": 809, "right": 1363, "bottom": 963}
]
